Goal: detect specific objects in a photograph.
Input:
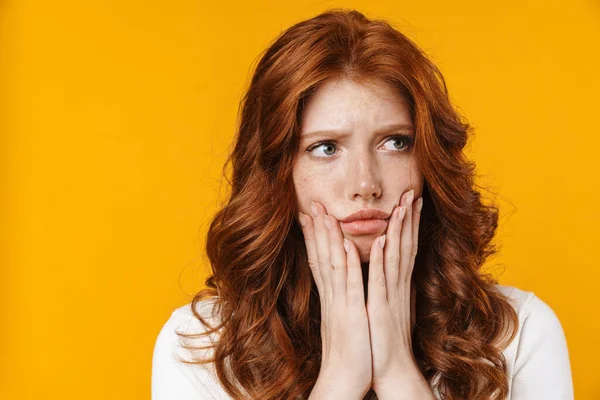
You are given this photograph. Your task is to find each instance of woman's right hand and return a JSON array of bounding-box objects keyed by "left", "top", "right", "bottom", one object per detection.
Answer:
[{"left": 299, "top": 200, "right": 372, "bottom": 399}]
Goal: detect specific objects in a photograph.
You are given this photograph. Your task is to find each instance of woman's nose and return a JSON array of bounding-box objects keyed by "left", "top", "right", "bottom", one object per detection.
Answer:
[{"left": 346, "top": 152, "right": 382, "bottom": 200}]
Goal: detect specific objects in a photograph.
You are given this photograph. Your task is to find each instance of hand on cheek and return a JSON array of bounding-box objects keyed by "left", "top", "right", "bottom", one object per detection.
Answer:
[
  {"left": 344, "top": 189, "right": 423, "bottom": 392},
  {"left": 367, "top": 190, "right": 423, "bottom": 389},
  {"left": 298, "top": 191, "right": 423, "bottom": 394}
]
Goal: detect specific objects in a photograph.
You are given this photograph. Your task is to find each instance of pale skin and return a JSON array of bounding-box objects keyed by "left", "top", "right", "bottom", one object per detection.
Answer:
[{"left": 293, "top": 77, "right": 435, "bottom": 399}]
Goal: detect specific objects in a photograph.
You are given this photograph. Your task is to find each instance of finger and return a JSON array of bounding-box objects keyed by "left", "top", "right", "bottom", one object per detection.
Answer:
[
  {"left": 399, "top": 190, "right": 414, "bottom": 289},
  {"left": 326, "top": 214, "right": 348, "bottom": 302},
  {"left": 410, "top": 197, "right": 423, "bottom": 273},
  {"left": 368, "top": 233, "right": 387, "bottom": 305},
  {"left": 298, "top": 212, "right": 324, "bottom": 297},
  {"left": 344, "top": 238, "right": 366, "bottom": 307},
  {"left": 311, "top": 201, "right": 333, "bottom": 304},
  {"left": 408, "top": 198, "right": 422, "bottom": 335},
  {"left": 384, "top": 204, "right": 406, "bottom": 300}
]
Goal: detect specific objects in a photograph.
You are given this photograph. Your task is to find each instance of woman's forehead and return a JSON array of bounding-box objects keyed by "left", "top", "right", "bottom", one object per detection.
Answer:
[{"left": 299, "top": 78, "right": 413, "bottom": 137}]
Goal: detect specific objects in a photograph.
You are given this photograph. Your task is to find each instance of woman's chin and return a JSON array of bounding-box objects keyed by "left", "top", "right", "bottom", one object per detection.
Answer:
[{"left": 349, "top": 235, "right": 377, "bottom": 263}]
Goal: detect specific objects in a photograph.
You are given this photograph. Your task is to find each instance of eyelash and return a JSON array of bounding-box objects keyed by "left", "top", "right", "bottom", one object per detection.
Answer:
[{"left": 305, "top": 134, "right": 414, "bottom": 158}]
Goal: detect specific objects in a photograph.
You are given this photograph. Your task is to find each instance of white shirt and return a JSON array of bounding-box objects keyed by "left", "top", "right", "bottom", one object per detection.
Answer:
[{"left": 151, "top": 284, "right": 574, "bottom": 399}]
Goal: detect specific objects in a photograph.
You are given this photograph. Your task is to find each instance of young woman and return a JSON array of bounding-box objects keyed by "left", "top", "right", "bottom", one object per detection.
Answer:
[{"left": 152, "top": 9, "right": 573, "bottom": 400}]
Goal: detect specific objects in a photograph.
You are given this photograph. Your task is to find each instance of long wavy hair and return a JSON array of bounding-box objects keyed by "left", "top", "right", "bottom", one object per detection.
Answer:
[{"left": 176, "top": 8, "right": 519, "bottom": 400}]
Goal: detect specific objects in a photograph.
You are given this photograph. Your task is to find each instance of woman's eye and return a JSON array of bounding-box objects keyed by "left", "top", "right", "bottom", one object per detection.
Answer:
[
  {"left": 306, "top": 142, "right": 337, "bottom": 157},
  {"left": 305, "top": 135, "right": 413, "bottom": 158},
  {"left": 382, "top": 135, "right": 412, "bottom": 151}
]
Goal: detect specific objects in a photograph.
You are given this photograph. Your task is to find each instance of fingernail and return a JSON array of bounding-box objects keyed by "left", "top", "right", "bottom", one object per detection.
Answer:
[
  {"left": 407, "top": 189, "right": 415, "bottom": 204},
  {"left": 343, "top": 238, "right": 349, "bottom": 252},
  {"left": 311, "top": 201, "right": 318, "bottom": 217},
  {"left": 398, "top": 206, "right": 406, "bottom": 220},
  {"left": 298, "top": 212, "right": 307, "bottom": 227},
  {"left": 379, "top": 234, "right": 386, "bottom": 248},
  {"left": 416, "top": 197, "right": 423, "bottom": 213},
  {"left": 324, "top": 215, "right": 331, "bottom": 230}
]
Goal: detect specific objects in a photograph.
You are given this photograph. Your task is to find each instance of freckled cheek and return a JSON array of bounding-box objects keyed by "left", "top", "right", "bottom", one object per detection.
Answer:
[
  {"left": 293, "top": 170, "right": 320, "bottom": 214},
  {"left": 408, "top": 165, "right": 425, "bottom": 194},
  {"left": 293, "top": 161, "right": 348, "bottom": 213},
  {"left": 387, "top": 159, "right": 423, "bottom": 191}
]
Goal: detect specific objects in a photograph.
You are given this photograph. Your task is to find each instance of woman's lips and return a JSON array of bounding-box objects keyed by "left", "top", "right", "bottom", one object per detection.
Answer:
[{"left": 339, "top": 218, "right": 388, "bottom": 235}]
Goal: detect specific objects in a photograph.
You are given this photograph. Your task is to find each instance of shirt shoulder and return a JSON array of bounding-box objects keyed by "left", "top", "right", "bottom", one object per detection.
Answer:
[
  {"left": 494, "top": 283, "right": 534, "bottom": 308},
  {"left": 493, "top": 284, "right": 574, "bottom": 399},
  {"left": 151, "top": 297, "right": 227, "bottom": 400}
]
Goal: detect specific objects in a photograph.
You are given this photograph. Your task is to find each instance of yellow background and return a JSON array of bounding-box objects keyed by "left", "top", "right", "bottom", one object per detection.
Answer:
[{"left": 1, "top": 0, "right": 598, "bottom": 398}]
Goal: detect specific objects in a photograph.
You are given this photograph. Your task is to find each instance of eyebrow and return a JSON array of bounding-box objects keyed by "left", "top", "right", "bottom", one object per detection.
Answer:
[{"left": 301, "top": 123, "right": 414, "bottom": 139}]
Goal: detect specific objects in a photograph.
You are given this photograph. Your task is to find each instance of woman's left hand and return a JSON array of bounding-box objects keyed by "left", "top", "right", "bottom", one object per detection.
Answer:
[{"left": 343, "top": 188, "right": 423, "bottom": 392}]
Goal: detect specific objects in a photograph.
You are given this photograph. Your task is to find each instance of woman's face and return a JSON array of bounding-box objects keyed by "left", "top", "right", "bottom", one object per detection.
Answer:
[{"left": 293, "top": 77, "right": 424, "bottom": 263}]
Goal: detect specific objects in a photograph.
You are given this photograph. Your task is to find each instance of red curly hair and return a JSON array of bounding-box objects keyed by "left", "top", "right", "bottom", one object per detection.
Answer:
[{"left": 176, "top": 8, "right": 519, "bottom": 400}]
